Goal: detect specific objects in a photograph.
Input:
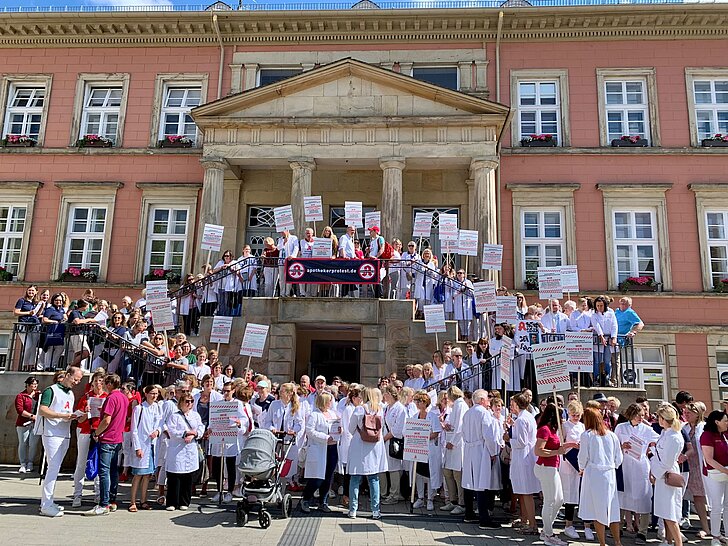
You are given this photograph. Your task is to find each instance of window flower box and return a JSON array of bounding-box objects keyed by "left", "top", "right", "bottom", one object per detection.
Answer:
[
  {"left": 76, "top": 134, "right": 113, "bottom": 148},
  {"left": 524, "top": 275, "right": 538, "bottom": 290},
  {"left": 520, "top": 134, "right": 557, "bottom": 148},
  {"left": 2, "top": 135, "right": 37, "bottom": 147},
  {"left": 611, "top": 136, "right": 648, "bottom": 147},
  {"left": 0, "top": 266, "right": 13, "bottom": 281},
  {"left": 702, "top": 134, "right": 728, "bottom": 147},
  {"left": 58, "top": 267, "right": 98, "bottom": 283},
  {"left": 144, "top": 268, "right": 181, "bottom": 284},
  {"left": 619, "top": 276, "right": 658, "bottom": 292},
  {"left": 715, "top": 279, "right": 728, "bottom": 293},
  {"left": 159, "top": 135, "right": 194, "bottom": 148}
]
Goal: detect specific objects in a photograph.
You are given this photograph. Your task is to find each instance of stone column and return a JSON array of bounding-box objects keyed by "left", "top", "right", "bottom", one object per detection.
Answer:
[
  {"left": 470, "top": 157, "right": 499, "bottom": 280},
  {"left": 243, "top": 63, "right": 259, "bottom": 91},
  {"left": 196, "top": 157, "right": 227, "bottom": 270},
  {"left": 379, "top": 157, "right": 405, "bottom": 241},
  {"left": 288, "top": 157, "right": 316, "bottom": 233},
  {"left": 465, "top": 177, "right": 475, "bottom": 275}
]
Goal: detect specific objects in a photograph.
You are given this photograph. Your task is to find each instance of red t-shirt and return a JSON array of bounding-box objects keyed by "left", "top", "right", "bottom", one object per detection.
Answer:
[
  {"left": 536, "top": 425, "right": 561, "bottom": 468},
  {"left": 75, "top": 391, "right": 108, "bottom": 434},
  {"left": 124, "top": 391, "right": 142, "bottom": 433},
  {"left": 700, "top": 430, "right": 728, "bottom": 475},
  {"left": 99, "top": 390, "right": 129, "bottom": 445}
]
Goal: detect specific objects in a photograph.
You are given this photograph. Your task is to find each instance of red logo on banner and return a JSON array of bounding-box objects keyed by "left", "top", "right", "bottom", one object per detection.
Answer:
[
  {"left": 358, "top": 262, "right": 376, "bottom": 281},
  {"left": 288, "top": 262, "right": 306, "bottom": 280}
]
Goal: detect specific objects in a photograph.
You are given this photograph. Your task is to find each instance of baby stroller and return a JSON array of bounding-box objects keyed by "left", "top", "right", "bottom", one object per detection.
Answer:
[{"left": 235, "top": 428, "right": 293, "bottom": 528}]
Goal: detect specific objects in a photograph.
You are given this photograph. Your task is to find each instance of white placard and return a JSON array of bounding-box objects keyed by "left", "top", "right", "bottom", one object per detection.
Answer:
[
  {"left": 149, "top": 302, "right": 174, "bottom": 332},
  {"left": 413, "top": 212, "right": 433, "bottom": 238},
  {"left": 440, "top": 239, "right": 458, "bottom": 255},
  {"left": 627, "top": 434, "right": 646, "bottom": 460},
  {"left": 94, "top": 310, "right": 108, "bottom": 325},
  {"left": 499, "top": 337, "right": 512, "bottom": 386},
  {"left": 538, "top": 266, "right": 564, "bottom": 300},
  {"left": 495, "top": 296, "right": 517, "bottom": 324},
  {"left": 403, "top": 418, "right": 431, "bottom": 463},
  {"left": 145, "top": 280, "right": 168, "bottom": 305},
  {"left": 240, "top": 323, "right": 270, "bottom": 358},
  {"left": 201, "top": 223, "right": 224, "bottom": 252},
  {"left": 344, "top": 201, "right": 363, "bottom": 228},
  {"left": 209, "top": 400, "right": 243, "bottom": 446},
  {"left": 560, "top": 265, "right": 580, "bottom": 294},
  {"left": 312, "top": 237, "right": 333, "bottom": 258},
  {"left": 514, "top": 320, "right": 541, "bottom": 355},
  {"left": 457, "top": 229, "right": 479, "bottom": 256},
  {"left": 473, "top": 281, "right": 497, "bottom": 314},
  {"left": 481, "top": 244, "right": 503, "bottom": 271},
  {"left": 89, "top": 396, "right": 105, "bottom": 419},
  {"left": 532, "top": 340, "right": 570, "bottom": 395},
  {"left": 438, "top": 213, "right": 458, "bottom": 241},
  {"left": 423, "top": 304, "right": 446, "bottom": 333},
  {"left": 274, "top": 205, "right": 295, "bottom": 233},
  {"left": 365, "top": 211, "right": 381, "bottom": 231},
  {"left": 565, "top": 331, "right": 593, "bottom": 372},
  {"left": 303, "top": 196, "right": 324, "bottom": 223},
  {"left": 210, "top": 315, "right": 234, "bottom": 345},
  {"left": 328, "top": 418, "right": 342, "bottom": 442}
]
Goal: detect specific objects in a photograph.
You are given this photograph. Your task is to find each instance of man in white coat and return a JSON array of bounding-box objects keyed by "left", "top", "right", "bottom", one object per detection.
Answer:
[
  {"left": 441, "top": 387, "right": 467, "bottom": 515},
  {"left": 540, "top": 299, "right": 569, "bottom": 333},
  {"left": 277, "top": 228, "right": 299, "bottom": 297},
  {"left": 460, "top": 389, "right": 502, "bottom": 529}
]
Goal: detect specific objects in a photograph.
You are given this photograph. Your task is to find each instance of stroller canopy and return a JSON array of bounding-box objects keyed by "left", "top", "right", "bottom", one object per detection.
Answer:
[{"left": 238, "top": 428, "right": 277, "bottom": 477}]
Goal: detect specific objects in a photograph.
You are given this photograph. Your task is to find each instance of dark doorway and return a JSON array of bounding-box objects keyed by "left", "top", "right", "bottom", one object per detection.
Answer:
[{"left": 309, "top": 340, "right": 360, "bottom": 383}]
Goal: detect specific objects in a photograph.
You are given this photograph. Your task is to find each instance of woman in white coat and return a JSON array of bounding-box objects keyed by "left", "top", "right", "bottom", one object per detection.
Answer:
[
  {"left": 129, "top": 385, "right": 163, "bottom": 512},
  {"left": 578, "top": 407, "right": 623, "bottom": 546},
  {"left": 453, "top": 269, "right": 474, "bottom": 341},
  {"left": 164, "top": 393, "right": 205, "bottom": 511},
  {"left": 338, "top": 385, "right": 363, "bottom": 508},
  {"left": 613, "top": 403, "right": 659, "bottom": 540},
  {"left": 264, "top": 383, "right": 304, "bottom": 484},
  {"left": 410, "top": 391, "right": 443, "bottom": 511},
  {"left": 442, "top": 386, "right": 467, "bottom": 513},
  {"left": 507, "top": 392, "right": 540, "bottom": 535},
  {"left": 590, "top": 295, "right": 617, "bottom": 387},
  {"left": 651, "top": 405, "right": 685, "bottom": 546},
  {"left": 301, "top": 392, "right": 339, "bottom": 513},
  {"left": 413, "top": 249, "right": 437, "bottom": 313},
  {"left": 347, "top": 387, "right": 388, "bottom": 519},
  {"left": 381, "top": 386, "right": 407, "bottom": 504},
  {"left": 560, "top": 401, "right": 593, "bottom": 541}
]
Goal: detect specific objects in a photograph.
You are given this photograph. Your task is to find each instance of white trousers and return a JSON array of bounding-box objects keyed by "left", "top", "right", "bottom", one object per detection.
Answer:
[
  {"left": 705, "top": 475, "right": 728, "bottom": 537},
  {"left": 41, "top": 435, "right": 70, "bottom": 509},
  {"left": 73, "top": 430, "right": 99, "bottom": 498},
  {"left": 534, "top": 464, "right": 564, "bottom": 536}
]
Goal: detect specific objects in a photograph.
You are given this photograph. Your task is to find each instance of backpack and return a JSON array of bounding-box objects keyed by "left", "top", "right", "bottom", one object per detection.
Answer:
[
  {"left": 380, "top": 239, "right": 394, "bottom": 260},
  {"left": 359, "top": 411, "right": 383, "bottom": 443}
]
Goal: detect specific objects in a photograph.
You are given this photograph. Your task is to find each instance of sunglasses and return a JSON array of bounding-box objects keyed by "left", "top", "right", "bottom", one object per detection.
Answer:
[{"left": 182, "top": 399, "right": 193, "bottom": 404}]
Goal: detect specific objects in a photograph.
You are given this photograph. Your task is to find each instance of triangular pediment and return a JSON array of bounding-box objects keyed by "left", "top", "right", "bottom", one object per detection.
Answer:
[{"left": 192, "top": 58, "right": 509, "bottom": 131}]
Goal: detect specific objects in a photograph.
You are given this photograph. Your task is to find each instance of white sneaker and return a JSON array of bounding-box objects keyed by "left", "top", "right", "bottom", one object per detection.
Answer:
[
  {"left": 584, "top": 528, "right": 595, "bottom": 541},
  {"left": 441, "top": 502, "right": 455, "bottom": 511},
  {"left": 563, "top": 526, "right": 579, "bottom": 539},
  {"left": 52, "top": 503, "right": 64, "bottom": 512},
  {"left": 40, "top": 505, "right": 63, "bottom": 518},
  {"left": 546, "top": 535, "right": 568, "bottom": 546},
  {"left": 166, "top": 506, "right": 176, "bottom": 511},
  {"left": 412, "top": 499, "right": 424, "bottom": 509},
  {"left": 451, "top": 505, "right": 466, "bottom": 516},
  {"left": 27, "top": 463, "right": 33, "bottom": 472},
  {"left": 223, "top": 493, "right": 233, "bottom": 503},
  {"left": 210, "top": 492, "right": 221, "bottom": 502},
  {"left": 427, "top": 500, "right": 434, "bottom": 511},
  {"left": 72, "top": 497, "right": 82, "bottom": 508},
  {"left": 19, "top": 464, "right": 27, "bottom": 474},
  {"left": 179, "top": 505, "right": 189, "bottom": 511},
  {"left": 84, "top": 505, "right": 109, "bottom": 516}
]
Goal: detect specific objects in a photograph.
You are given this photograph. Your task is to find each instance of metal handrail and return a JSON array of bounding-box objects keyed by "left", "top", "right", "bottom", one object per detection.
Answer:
[{"left": 425, "top": 353, "right": 501, "bottom": 393}]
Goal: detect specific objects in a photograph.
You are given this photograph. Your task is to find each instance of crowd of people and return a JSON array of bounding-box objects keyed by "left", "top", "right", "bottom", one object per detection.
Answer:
[{"left": 16, "top": 357, "right": 728, "bottom": 546}]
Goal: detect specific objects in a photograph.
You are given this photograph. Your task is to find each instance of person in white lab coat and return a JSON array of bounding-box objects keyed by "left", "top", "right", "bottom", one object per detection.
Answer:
[
  {"left": 129, "top": 385, "right": 163, "bottom": 512},
  {"left": 591, "top": 296, "right": 617, "bottom": 386},
  {"left": 578, "top": 407, "right": 623, "bottom": 546},
  {"left": 460, "top": 389, "right": 503, "bottom": 529},
  {"left": 651, "top": 405, "right": 685, "bottom": 546},
  {"left": 337, "top": 385, "right": 363, "bottom": 508},
  {"left": 453, "top": 269, "right": 474, "bottom": 341},
  {"left": 507, "top": 392, "right": 540, "bottom": 535},
  {"left": 441, "top": 387, "right": 467, "bottom": 514},
  {"left": 381, "top": 386, "right": 407, "bottom": 504},
  {"left": 560, "top": 401, "right": 593, "bottom": 541},
  {"left": 164, "top": 394, "right": 205, "bottom": 511},
  {"left": 263, "top": 383, "right": 304, "bottom": 483},
  {"left": 540, "top": 299, "right": 569, "bottom": 333},
  {"left": 277, "top": 229, "right": 299, "bottom": 297},
  {"left": 347, "top": 387, "right": 387, "bottom": 519},
  {"left": 300, "top": 392, "right": 340, "bottom": 513},
  {"left": 413, "top": 249, "right": 437, "bottom": 313},
  {"left": 410, "top": 391, "right": 443, "bottom": 511}
]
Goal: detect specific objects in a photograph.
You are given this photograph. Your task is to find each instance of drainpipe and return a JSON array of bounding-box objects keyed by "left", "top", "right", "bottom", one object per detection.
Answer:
[
  {"left": 495, "top": 11, "right": 505, "bottom": 284},
  {"left": 212, "top": 13, "right": 225, "bottom": 99}
]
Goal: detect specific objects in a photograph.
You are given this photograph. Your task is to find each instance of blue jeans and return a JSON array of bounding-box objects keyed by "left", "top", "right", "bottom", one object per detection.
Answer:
[
  {"left": 593, "top": 344, "right": 611, "bottom": 382},
  {"left": 302, "top": 444, "right": 338, "bottom": 506},
  {"left": 349, "top": 474, "right": 380, "bottom": 515},
  {"left": 98, "top": 442, "right": 121, "bottom": 507}
]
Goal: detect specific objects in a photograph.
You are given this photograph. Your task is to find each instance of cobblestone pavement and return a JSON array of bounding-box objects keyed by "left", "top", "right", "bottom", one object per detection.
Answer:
[{"left": 0, "top": 465, "right": 705, "bottom": 545}]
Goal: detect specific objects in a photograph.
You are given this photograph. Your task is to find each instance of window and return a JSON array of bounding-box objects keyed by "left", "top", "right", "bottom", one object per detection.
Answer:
[
  {"left": 246, "top": 206, "right": 278, "bottom": 256},
  {"left": 0, "top": 332, "right": 9, "bottom": 371},
  {"left": 412, "top": 67, "right": 458, "bottom": 90},
  {"left": 146, "top": 207, "right": 189, "bottom": 274},
  {"left": 633, "top": 346, "right": 667, "bottom": 404},
  {"left": 522, "top": 210, "right": 565, "bottom": 282},
  {"left": 613, "top": 210, "right": 658, "bottom": 283},
  {"left": 603, "top": 79, "right": 650, "bottom": 142},
  {"left": 63, "top": 206, "right": 107, "bottom": 274},
  {"left": 258, "top": 69, "right": 302, "bottom": 87},
  {"left": 159, "top": 86, "right": 201, "bottom": 141},
  {"left": 331, "top": 205, "right": 378, "bottom": 245},
  {"left": 707, "top": 211, "right": 728, "bottom": 287},
  {"left": 517, "top": 81, "right": 560, "bottom": 142},
  {"left": 691, "top": 184, "right": 728, "bottom": 290},
  {"left": 410, "top": 207, "right": 461, "bottom": 266},
  {"left": 0, "top": 205, "right": 26, "bottom": 276},
  {"left": 80, "top": 86, "right": 121, "bottom": 142},
  {"left": 2, "top": 85, "right": 45, "bottom": 140},
  {"left": 693, "top": 79, "right": 728, "bottom": 140}
]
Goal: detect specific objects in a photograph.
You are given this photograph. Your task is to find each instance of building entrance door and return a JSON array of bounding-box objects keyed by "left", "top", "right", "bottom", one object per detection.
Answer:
[{"left": 309, "top": 340, "right": 361, "bottom": 383}]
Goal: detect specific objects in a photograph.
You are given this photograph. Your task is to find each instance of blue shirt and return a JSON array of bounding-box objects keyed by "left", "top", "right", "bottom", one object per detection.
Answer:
[
  {"left": 43, "top": 305, "right": 65, "bottom": 323},
  {"left": 615, "top": 307, "right": 642, "bottom": 336}
]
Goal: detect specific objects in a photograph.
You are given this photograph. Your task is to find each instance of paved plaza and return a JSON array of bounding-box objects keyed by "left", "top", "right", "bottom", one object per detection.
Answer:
[{"left": 0, "top": 465, "right": 709, "bottom": 546}]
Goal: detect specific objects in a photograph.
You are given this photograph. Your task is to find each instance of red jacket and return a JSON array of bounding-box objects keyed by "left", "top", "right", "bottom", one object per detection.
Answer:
[{"left": 15, "top": 390, "right": 38, "bottom": 427}]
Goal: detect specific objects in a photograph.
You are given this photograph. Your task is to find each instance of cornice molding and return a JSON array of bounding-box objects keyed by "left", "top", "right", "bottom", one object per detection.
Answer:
[{"left": 0, "top": 6, "right": 727, "bottom": 48}]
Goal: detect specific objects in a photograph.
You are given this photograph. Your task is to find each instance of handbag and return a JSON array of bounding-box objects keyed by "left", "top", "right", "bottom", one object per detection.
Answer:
[
  {"left": 85, "top": 437, "right": 100, "bottom": 480},
  {"left": 388, "top": 437, "right": 404, "bottom": 460},
  {"left": 655, "top": 444, "right": 686, "bottom": 488},
  {"left": 298, "top": 440, "right": 308, "bottom": 464},
  {"left": 433, "top": 278, "right": 446, "bottom": 304}
]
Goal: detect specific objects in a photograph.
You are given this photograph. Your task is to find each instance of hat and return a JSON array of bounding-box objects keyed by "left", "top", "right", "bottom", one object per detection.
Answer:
[
  {"left": 592, "top": 392, "right": 608, "bottom": 403},
  {"left": 315, "top": 375, "right": 326, "bottom": 383},
  {"left": 369, "top": 226, "right": 380, "bottom": 233},
  {"left": 257, "top": 380, "right": 270, "bottom": 389}
]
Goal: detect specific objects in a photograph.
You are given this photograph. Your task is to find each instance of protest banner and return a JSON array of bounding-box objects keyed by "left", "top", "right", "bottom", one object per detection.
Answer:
[
  {"left": 538, "top": 266, "right": 564, "bottom": 300},
  {"left": 145, "top": 279, "right": 168, "bottom": 305},
  {"left": 311, "top": 238, "right": 333, "bottom": 258},
  {"left": 148, "top": 302, "right": 174, "bottom": 332},
  {"left": 481, "top": 244, "right": 503, "bottom": 271},
  {"left": 344, "top": 201, "right": 363, "bottom": 228},
  {"left": 565, "top": 331, "right": 593, "bottom": 372},
  {"left": 438, "top": 213, "right": 458, "bottom": 241},
  {"left": 560, "top": 264, "right": 579, "bottom": 294},
  {"left": 473, "top": 281, "right": 497, "bottom": 314},
  {"left": 210, "top": 315, "right": 234, "bottom": 345},
  {"left": 499, "top": 337, "right": 512, "bottom": 386},
  {"left": 403, "top": 418, "right": 431, "bottom": 463},
  {"left": 457, "top": 229, "right": 479, "bottom": 256},
  {"left": 201, "top": 223, "right": 224, "bottom": 252},
  {"left": 240, "top": 323, "right": 269, "bottom": 358},
  {"left": 495, "top": 296, "right": 517, "bottom": 324},
  {"left": 274, "top": 205, "right": 295, "bottom": 233},
  {"left": 286, "top": 258, "right": 379, "bottom": 284},
  {"left": 365, "top": 211, "right": 381, "bottom": 231},
  {"left": 208, "top": 400, "right": 242, "bottom": 446},
  {"left": 532, "top": 341, "right": 570, "bottom": 395},
  {"left": 423, "top": 304, "right": 446, "bottom": 334},
  {"left": 513, "top": 320, "right": 541, "bottom": 355},
  {"left": 303, "top": 196, "right": 324, "bottom": 223},
  {"left": 413, "top": 212, "right": 433, "bottom": 238}
]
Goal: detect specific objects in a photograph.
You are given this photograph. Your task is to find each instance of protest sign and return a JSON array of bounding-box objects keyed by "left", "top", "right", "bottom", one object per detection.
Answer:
[
  {"left": 565, "top": 331, "right": 593, "bottom": 372},
  {"left": 457, "top": 229, "right": 479, "bottom": 256},
  {"left": 201, "top": 223, "right": 224, "bottom": 252},
  {"left": 274, "top": 205, "right": 295, "bottom": 233},
  {"left": 626, "top": 435, "right": 646, "bottom": 461},
  {"left": 312, "top": 237, "right": 333, "bottom": 258},
  {"left": 560, "top": 265, "right": 579, "bottom": 294},
  {"left": 240, "top": 323, "right": 270, "bottom": 358},
  {"left": 210, "top": 316, "right": 234, "bottom": 345},
  {"left": 440, "top": 239, "right": 458, "bottom": 255},
  {"left": 438, "top": 213, "right": 458, "bottom": 241},
  {"left": 538, "top": 266, "right": 564, "bottom": 300},
  {"left": 209, "top": 401, "right": 243, "bottom": 446},
  {"left": 532, "top": 341, "right": 570, "bottom": 395},
  {"left": 495, "top": 296, "right": 517, "bottom": 324},
  {"left": 473, "top": 281, "right": 497, "bottom": 314},
  {"left": 481, "top": 244, "right": 503, "bottom": 270},
  {"left": 149, "top": 302, "right": 174, "bottom": 331},
  {"left": 513, "top": 320, "right": 541, "bottom": 355},
  {"left": 500, "top": 337, "right": 512, "bottom": 386},
  {"left": 403, "top": 418, "right": 431, "bottom": 463},
  {"left": 344, "top": 201, "right": 363, "bottom": 228},
  {"left": 303, "top": 196, "right": 324, "bottom": 222},
  {"left": 423, "top": 304, "right": 446, "bottom": 333},
  {"left": 413, "top": 212, "right": 433, "bottom": 238},
  {"left": 365, "top": 211, "right": 381, "bottom": 231},
  {"left": 145, "top": 279, "right": 168, "bottom": 304}
]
